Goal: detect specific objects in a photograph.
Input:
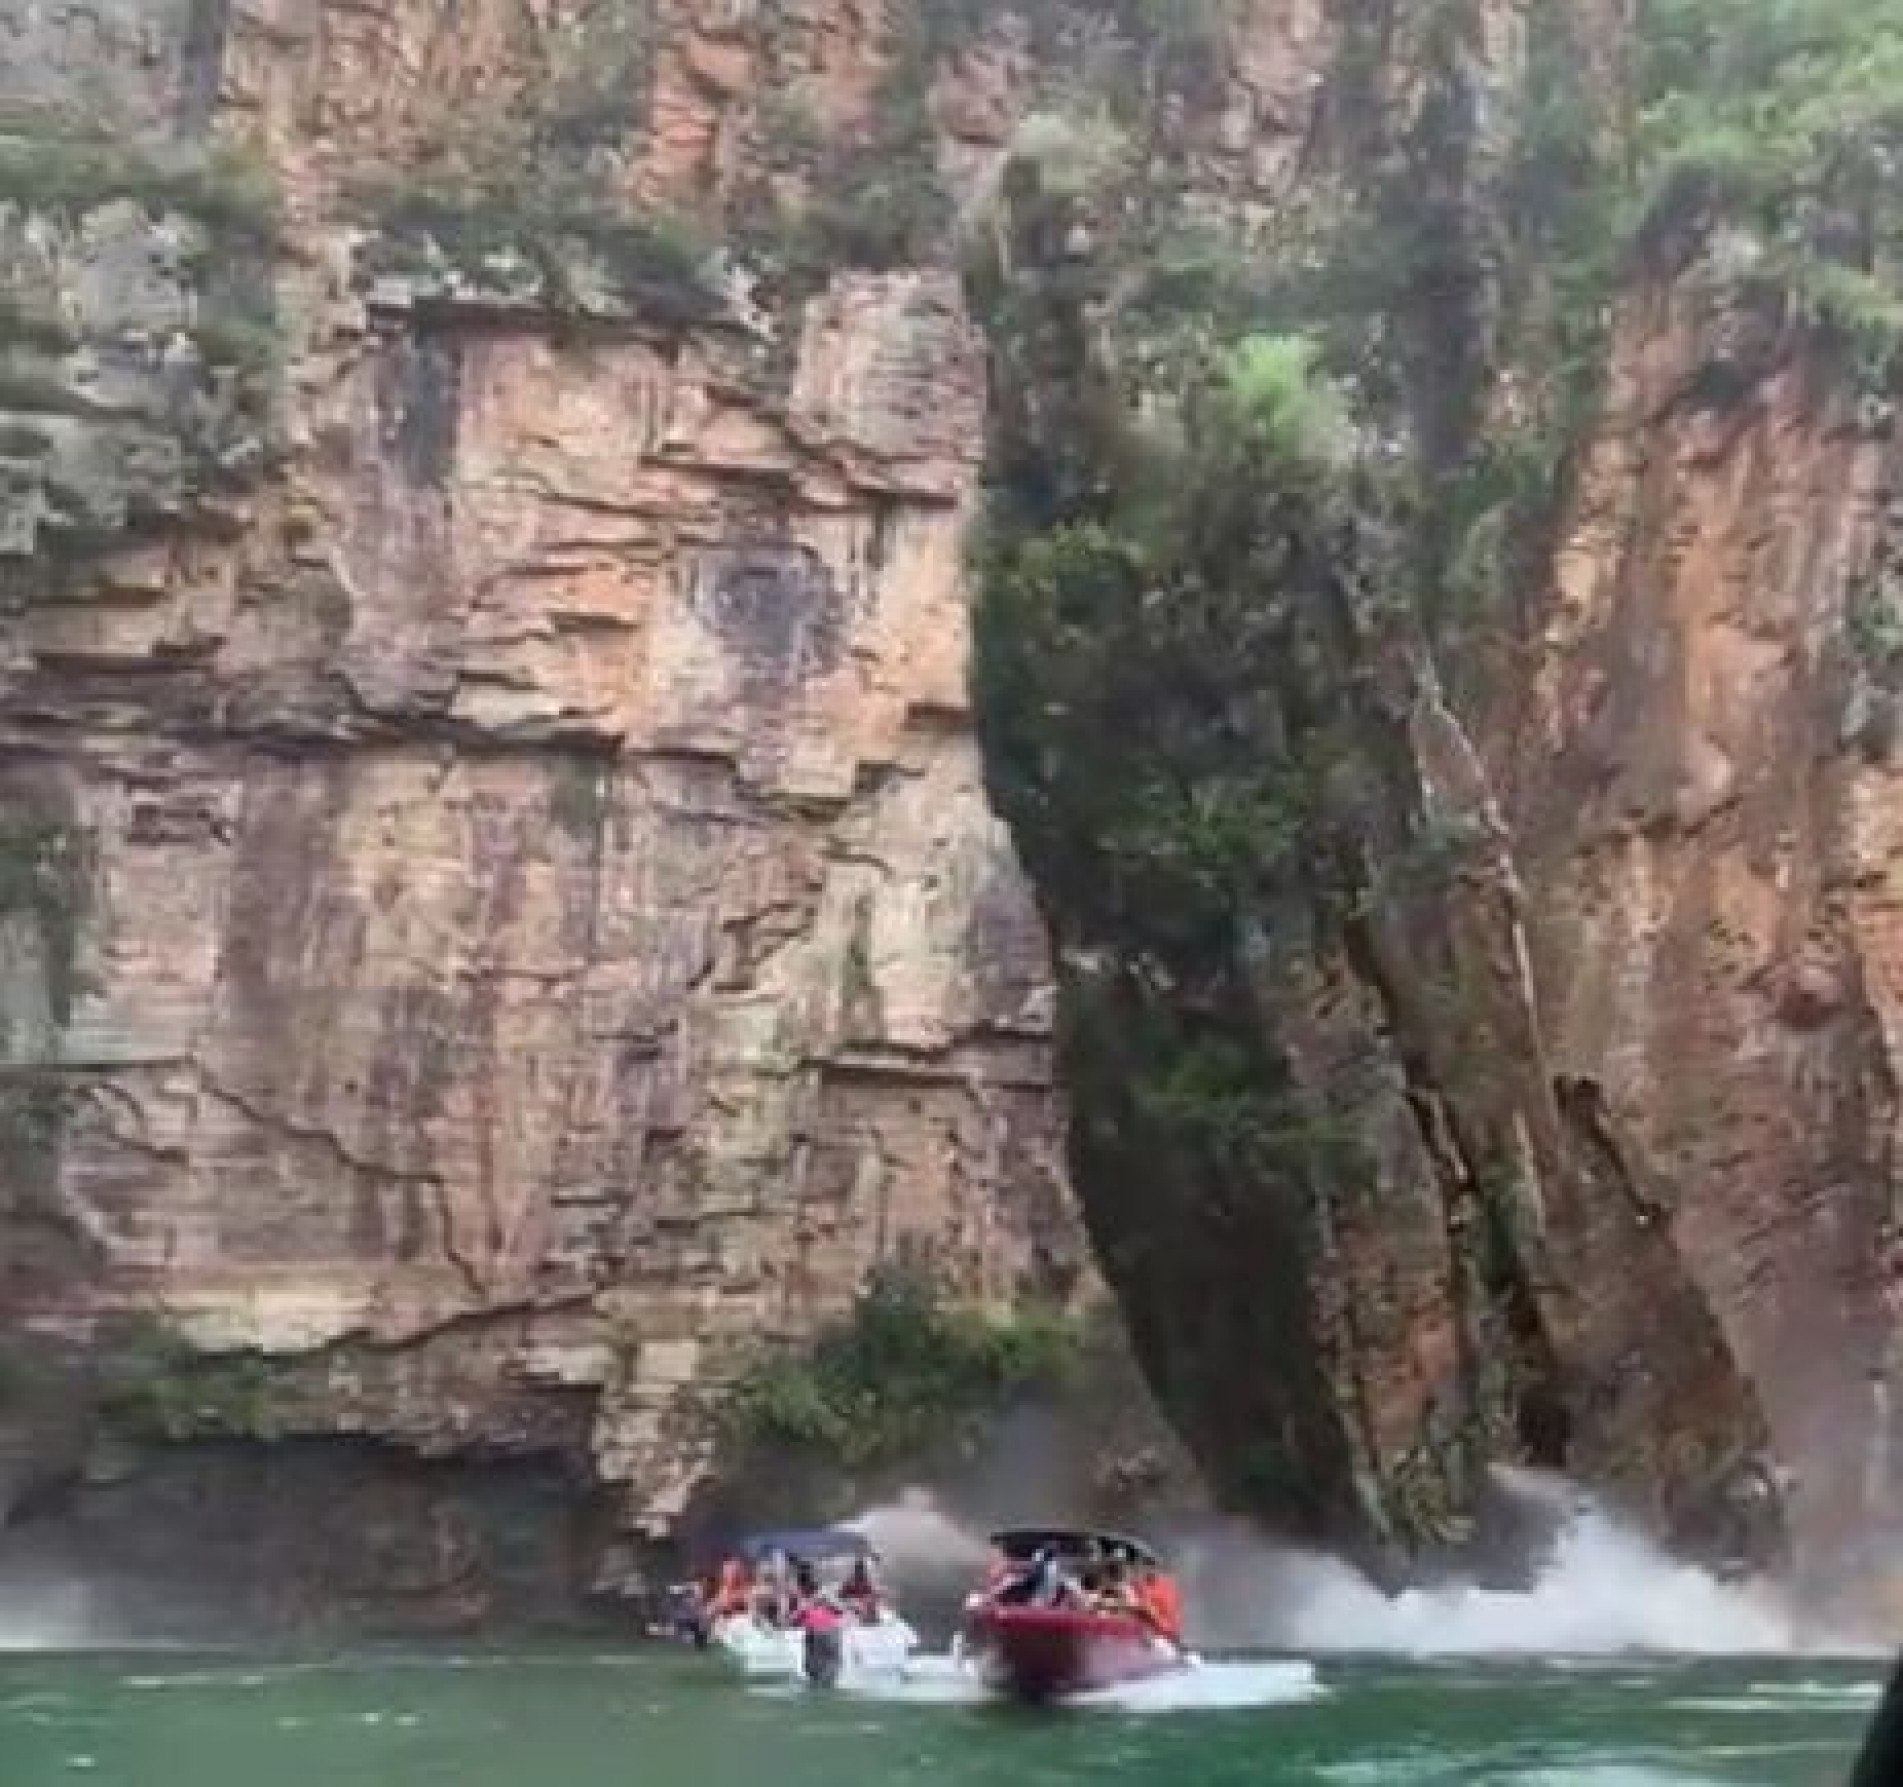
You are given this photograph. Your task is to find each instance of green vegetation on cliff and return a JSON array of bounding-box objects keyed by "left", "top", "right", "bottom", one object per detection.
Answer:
[
  {"left": 1635, "top": 0, "right": 1903, "bottom": 381},
  {"left": 0, "top": 114, "right": 286, "bottom": 537},
  {"left": 0, "top": 810, "right": 88, "bottom": 1031},
  {"left": 0, "top": 797, "right": 91, "bottom": 1249},
  {"left": 735, "top": 0, "right": 1236, "bottom": 287},
  {"left": 719, "top": 1265, "right": 1081, "bottom": 1480},
  {"left": 355, "top": 1, "right": 725, "bottom": 331},
  {"left": 359, "top": 171, "right": 720, "bottom": 330},
  {"left": 0, "top": 120, "right": 279, "bottom": 245},
  {"left": 94, "top": 1319, "right": 295, "bottom": 1443},
  {"left": 969, "top": 147, "right": 1416, "bottom": 1547}
]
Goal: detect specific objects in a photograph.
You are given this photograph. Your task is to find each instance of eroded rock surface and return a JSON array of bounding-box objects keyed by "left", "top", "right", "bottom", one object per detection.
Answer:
[
  {"left": 0, "top": 0, "right": 1081, "bottom": 1571},
  {"left": 0, "top": 0, "right": 1897, "bottom": 1628}
]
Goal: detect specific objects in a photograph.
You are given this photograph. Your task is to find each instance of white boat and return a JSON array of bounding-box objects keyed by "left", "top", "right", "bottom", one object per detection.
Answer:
[
  {"left": 711, "top": 1608, "right": 921, "bottom": 1680},
  {"left": 706, "top": 1527, "right": 920, "bottom": 1685}
]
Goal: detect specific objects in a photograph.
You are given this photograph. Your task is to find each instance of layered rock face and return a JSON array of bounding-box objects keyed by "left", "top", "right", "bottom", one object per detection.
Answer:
[
  {"left": 0, "top": 0, "right": 1897, "bottom": 1628},
  {"left": 0, "top": 0, "right": 1083, "bottom": 1594},
  {"left": 1514, "top": 290, "right": 1903, "bottom": 1588}
]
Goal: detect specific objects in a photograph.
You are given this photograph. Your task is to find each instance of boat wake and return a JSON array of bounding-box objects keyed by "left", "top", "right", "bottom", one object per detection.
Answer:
[
  {"left": 1066, "top": 1658, "right": 1325, "bottom": 1713},
  {"left": 786, "top": 1652, "right": 1326, "bottom": 1713}
]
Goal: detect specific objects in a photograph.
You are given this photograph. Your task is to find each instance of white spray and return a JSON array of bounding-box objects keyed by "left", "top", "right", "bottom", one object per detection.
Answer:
[
  {"left": 0, "top": 1575, "right": 100, "bottom": 1652},
  {"left": 840, "top": 1488, "right": 992, "bottom": 1574},
  {"left": 845, "top": 1474, "right": 1874, "bottom": 1662}
]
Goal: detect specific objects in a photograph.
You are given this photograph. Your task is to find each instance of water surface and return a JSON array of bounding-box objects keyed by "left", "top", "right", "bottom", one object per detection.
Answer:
[{"left": 0, "top": 1647, "right": 1882, "bottom": 1786}]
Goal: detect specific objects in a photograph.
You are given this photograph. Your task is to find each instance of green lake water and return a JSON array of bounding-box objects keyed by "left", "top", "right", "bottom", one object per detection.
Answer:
[{"left": 0, "top": 1647, "right": 1884, "bottom": 1787}]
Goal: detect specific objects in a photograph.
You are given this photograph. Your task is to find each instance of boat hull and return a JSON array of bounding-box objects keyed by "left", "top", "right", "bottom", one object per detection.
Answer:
[
  {"left": 710, "top": 1611, "right": 919, "bottom": 1683},
  {"left": 974, "top": 1606, "right": 1182, "bottom": 1703}
]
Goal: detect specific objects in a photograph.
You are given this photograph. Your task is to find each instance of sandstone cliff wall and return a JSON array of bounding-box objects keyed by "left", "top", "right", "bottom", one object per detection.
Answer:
[
  {"left": 0, "top": 0, "right": 1085, "bottom": 1570},
  {"left": 1514, "top": 279, "right": 1903, "bottom": 1582},
  {"left": 0, "top": 0, "right": 1897, "bottom": 1626}
]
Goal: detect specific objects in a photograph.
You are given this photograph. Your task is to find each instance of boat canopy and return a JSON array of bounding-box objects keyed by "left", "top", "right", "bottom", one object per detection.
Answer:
[
  {"left": 988, "top": 1527, "right": 1162, "bottom": 1567},
  {"left": 736, "top": 1528, "right": 876, "bottom": 1564}
]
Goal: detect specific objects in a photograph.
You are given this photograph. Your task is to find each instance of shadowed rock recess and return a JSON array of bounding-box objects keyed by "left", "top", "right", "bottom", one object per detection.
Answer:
[{"left": 0, "top": 0, "right": 1897, "bottom": 1628}]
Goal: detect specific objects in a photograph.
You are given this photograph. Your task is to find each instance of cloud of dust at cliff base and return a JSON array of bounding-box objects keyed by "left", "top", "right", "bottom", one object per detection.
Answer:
[
  {"left": 842, "top": 1488, "right": 991, "bottom": 1574},
  {"left": 1172, "top": 1486, "right": 1879, "bottom": 1660},
  {"left": 0, "top": 1564, "right": 104, "bottom": 1651}
]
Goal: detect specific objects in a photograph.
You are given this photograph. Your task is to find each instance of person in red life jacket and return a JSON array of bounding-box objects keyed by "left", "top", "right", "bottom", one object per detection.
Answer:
[
  {"left": 839, "top": 1556, "right": 883, "bottom": 1624},
  {"left": 789, "top": 1560, "right": 850, "bottom": 1688},
  {"left": 789, "top": 1561, "right": 846, "bottom": 1632}
]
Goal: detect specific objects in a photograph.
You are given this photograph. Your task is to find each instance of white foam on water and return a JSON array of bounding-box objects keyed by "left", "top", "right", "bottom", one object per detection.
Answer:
[
  {"left": 122, "top": 1670, "right": 275, "bottom": 1691},
  {"left": 1316, "top": 1754, "right": 1727, "bottom": 1787},
  {"left": 1504, "top": 1768, "right": 1761, "bottom": 1787},
  {"left": 1070, "top": 1658, "right": 1325, "bottom": 1713},
  {"left": 824, "top": 1651, "right": 1326, "bottom": 1714},
  {"left": 1182, "top": 1474, "right": 1874, "bottom": 1660},
  {"left": 1670, "top": 1681, "right": 1882, "bottom": 1714},
  {"left": 841, "top": 1654, "right": 987, "bottom": 1707}
]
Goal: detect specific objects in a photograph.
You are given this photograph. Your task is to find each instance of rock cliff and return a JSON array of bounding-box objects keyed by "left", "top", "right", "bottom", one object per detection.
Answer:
[
  {"left": 964, "top": 0, "right": 1897, "bottom": 1609},
  {"left": 0, "top": 0, "right": 1897, "bottom": 1629},
  {"left": 0, "top": 0, "right": 1094, "bottom": 1620}
]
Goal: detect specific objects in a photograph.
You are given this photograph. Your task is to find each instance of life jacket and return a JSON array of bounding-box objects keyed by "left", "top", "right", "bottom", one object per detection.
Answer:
[
  {"left": 794, "top": 1593, "right": 845, "bottom": 1634},
  {"left": 711, "top": 1559, "right": 750, "bottom": 1617},
  {"left": 1141, "top": 1573, "right": 1184, "bottom": 1642}
]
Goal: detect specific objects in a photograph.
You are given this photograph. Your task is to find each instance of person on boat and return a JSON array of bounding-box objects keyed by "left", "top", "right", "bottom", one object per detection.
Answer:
[
  {"left": 1090, "top": 1559, "right": 1140, "bottom": 1615},
  {"left": 995, "top": 1546, "right": 1062, "bottom": 1606},
  {"left": 752, "top": 1548, "right": 792, "bottom": 1625},
  {"left": 839, "top": 1555, "right": 884, "bottom": 1623},
  {"left": 1133, "top": 1561, "right": 1184, "bottom": 1646},
  {"left": 789, "top": 1561, "right": 849, "bottom": 1688},
  {"left": 789, "top": 1561, "right": 847, "bottom": 1630},
  {"left": 677, "top": 1580, "right": 713, "bottom": 1647},
  {"left": 709, "top": 1556, "right": 751, "bottom": 1620}
]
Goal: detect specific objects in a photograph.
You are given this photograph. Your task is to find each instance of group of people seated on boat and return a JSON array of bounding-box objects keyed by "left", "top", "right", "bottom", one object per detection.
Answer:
[
  {"left": 705, "top": 1548, "right": 888, "bottom": 1630},
  {"left": 978, "top": 1543, "right": 1184, "bottom": 1644}
]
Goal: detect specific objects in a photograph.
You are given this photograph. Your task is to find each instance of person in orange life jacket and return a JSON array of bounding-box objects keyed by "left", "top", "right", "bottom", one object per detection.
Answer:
[
  {"left": 710, "top": 1557, "right": 751, "bottom": 1620},
  {"left": 1134, "top": 1563, "right": 1184, "bottom": 1645}
]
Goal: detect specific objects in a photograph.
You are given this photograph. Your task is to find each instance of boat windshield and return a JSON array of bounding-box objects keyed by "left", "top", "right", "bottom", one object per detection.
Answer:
[
  {"left": 736, "top": 1528, "right": 876, "bottom": 1566},
  {"left": 987, "top": 1527, "right": 1161, "bottom": 1568}
]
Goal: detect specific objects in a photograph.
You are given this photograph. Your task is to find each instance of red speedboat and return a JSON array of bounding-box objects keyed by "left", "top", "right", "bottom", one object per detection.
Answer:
[{"left": 963, "top": 1527, "right": 1189, "bottom": 1703}]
